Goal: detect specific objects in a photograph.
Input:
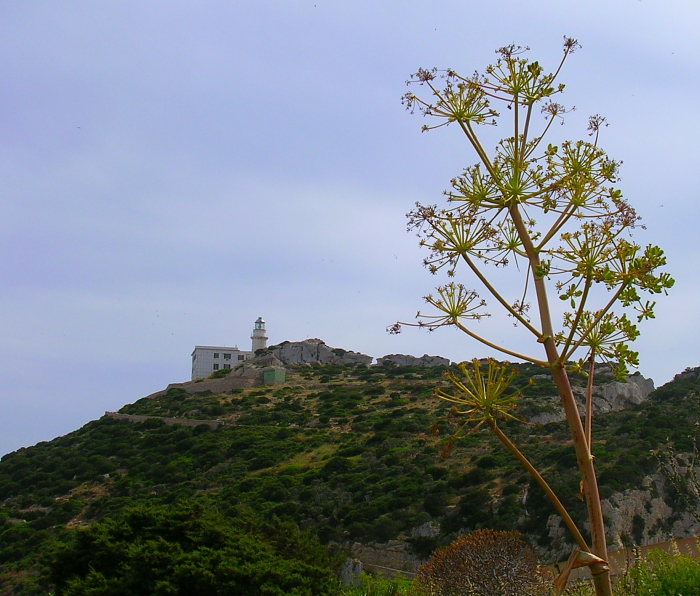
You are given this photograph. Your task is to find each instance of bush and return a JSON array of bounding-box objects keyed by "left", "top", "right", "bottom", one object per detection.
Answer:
[
  {"left": 340, "top": 573, "right": 413, "bottom": 595},
  {"left": 209, "top": 367, "right": 232, "bottom": 379},
  {"left": 414, "top": 529, "right": 543, "bottom": 596},
  {"left": 341, "top": 573, "right": 413, "bottom": 596},
  {"left": 619, "top": 550, "right": 700, "bottom": 596}
]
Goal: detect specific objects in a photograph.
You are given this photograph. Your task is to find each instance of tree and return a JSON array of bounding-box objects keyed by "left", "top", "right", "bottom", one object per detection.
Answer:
[
  {"left": 414, "top": 529, "right": 544, "bottom": 596},
  {"left": 392, "top": 39, "right": 673, "bottom": 596},
  {"left": 49, "top": 502, "right": 340, "bottom": 596}
]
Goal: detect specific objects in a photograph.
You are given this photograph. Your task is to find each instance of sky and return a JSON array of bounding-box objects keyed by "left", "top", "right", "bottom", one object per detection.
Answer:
[{"left": 1, "top": 1, "right": 699, "bottom": 457}]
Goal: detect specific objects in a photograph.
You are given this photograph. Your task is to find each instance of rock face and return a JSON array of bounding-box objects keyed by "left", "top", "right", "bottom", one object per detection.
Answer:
[
  {"left": 601, "top": 475, "right": 677, "bottom": 551},
  {"left": 248, "top": 354, "right": 285, "bottom": 368},
  {"left": 596, "top": 372, "right": 656, "bottom": 413},
  {"left": 265, "top": 339, "right": 373, "bottom": 366},
  {"left": 541, "top": 472, "right": 700, "bottom": 563},
  {"left": 339, "top": 558, "right": 363, "bottom": 587},
  {"left": 528, "top": 371, "right": 655, "bottom": 425},
  {"left": 377, "top": 354, "right": 450, "bottom": 367}
]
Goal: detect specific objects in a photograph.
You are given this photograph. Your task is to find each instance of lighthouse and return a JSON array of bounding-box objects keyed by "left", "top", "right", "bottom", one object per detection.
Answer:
[{"left": 251, "top": 317, "right": 268, "bottom": 353}]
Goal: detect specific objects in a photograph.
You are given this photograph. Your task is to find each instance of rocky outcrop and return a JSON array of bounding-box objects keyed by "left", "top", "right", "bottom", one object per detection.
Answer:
[
  {"left": 411, "top": 521, "right": 441, "bottom": 538},
  {"left": 596, "top": 372, "right": 655, "bottom": 413},
  {"left": 601, "top": 475, "right": 677, "bottom": 551},
  {"left": 541, "top": 472, "right": 700, "bottom": 564},
  {"left": 265, "top": 339, "right": 373, "bottom": 366},
  {"left": 529, "top": 372, "right": 655, "bottom": 425},
  {"left": 339, "top": 558, "right": 364, "bottom": 587},
  {"left": 673, "top": 366, "right": 700, "bottom": 382},
  {"left": 248, "top": 354, "right": 285, "bottom": 368},
  {"left": 377, "top": 354, "right": 450, "bottom": 367}
]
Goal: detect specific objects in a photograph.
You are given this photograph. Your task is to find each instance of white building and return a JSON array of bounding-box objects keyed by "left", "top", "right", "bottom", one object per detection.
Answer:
[{"left": 191, "top": 317, "right": 268, "bottom": 380}]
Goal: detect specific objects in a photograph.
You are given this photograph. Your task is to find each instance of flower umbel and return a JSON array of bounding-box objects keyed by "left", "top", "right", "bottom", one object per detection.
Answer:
[
  {"left": 417, "top": 283, "right": 489, "bottom": 330},
  {"left": 436, "top": 358, "right": 526, "bottom": 436}
]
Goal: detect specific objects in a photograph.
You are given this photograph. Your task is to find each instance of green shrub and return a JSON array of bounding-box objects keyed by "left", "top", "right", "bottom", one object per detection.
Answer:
[
  {"left": 618, "top": 550, "right": 700, "bottom": 596},
  {"left": 209, "top": 367, "right": 232, "bottom": 379},
  {"left": 340, "top": 573, "right": 413, "bottom": 596}
]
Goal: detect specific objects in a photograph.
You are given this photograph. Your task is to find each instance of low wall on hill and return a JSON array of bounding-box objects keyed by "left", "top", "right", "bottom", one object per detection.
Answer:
[
  {"left": 105, "top": 412, "right": 223, "bottom": 430},
  {"left": 142, "top": 375, "right": 259, "bottom": 400}
]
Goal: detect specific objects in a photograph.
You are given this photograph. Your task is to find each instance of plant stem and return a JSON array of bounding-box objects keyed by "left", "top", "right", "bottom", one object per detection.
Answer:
[
  {"left": 488, "top": 420, "right": 589, "bottom": 552},
  {"left": 509, "top": 204, "right": 613, "bottom": 596},
  {"left": 586, "top": 356, "right": 596, "bottom": 449},
  {"left": 453, "top": 321, "right": 546, "bottom": 366},
  {"left": 550, "top": 363, "right": 612, "bottom": 596}
]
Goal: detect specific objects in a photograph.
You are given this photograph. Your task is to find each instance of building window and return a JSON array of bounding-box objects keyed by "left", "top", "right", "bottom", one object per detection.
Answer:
[
  {"left": 223, "top": 363, "right": 231, "bottom": 369},
  {"left": 213, "top": 353, "right": 219, "bottom": 359},
  {"left": 238, "top": 355, "right": 245, "bottom": 361},
  {"left": 192, "top": 354, "right": 196, "bottom": 362},
  {"left": 213, "top": 364, "right": 219, "bottom": 370},
  {"left": 224, "top": 353, "right": 231, "bottom": 360}
]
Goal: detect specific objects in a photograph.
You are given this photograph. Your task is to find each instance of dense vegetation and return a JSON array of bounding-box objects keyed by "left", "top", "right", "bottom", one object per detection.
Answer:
[
  {"left": 1, "top": 361, "right": 700, "bottom": 594},
  {"left": 50, "top": 502, "right": 339, "bottom": 596}
]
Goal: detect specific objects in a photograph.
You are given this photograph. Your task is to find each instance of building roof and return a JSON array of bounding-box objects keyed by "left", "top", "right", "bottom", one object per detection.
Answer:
[{"left": 191, "top": 345, "right": 253, "bottom": 355}]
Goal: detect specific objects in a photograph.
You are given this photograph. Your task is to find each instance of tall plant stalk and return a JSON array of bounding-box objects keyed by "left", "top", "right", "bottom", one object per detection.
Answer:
[{"left": 392, "top": 38, "right": 673, "bottom": 596}]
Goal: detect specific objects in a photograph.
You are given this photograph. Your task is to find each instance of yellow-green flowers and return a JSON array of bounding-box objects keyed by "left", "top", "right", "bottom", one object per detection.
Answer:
[{"left": 435, "top": 359, "right": 526, "bottom": 435}]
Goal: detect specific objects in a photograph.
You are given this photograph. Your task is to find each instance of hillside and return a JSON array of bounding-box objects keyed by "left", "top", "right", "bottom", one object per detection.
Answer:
[{"left": 2, "top": 353, "right": 700, "bottom": 594}]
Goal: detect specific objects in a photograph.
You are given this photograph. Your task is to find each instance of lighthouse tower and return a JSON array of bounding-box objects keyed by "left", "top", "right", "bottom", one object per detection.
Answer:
[{"left": 251, "top": 317, "right": 268, "bottom": 353}]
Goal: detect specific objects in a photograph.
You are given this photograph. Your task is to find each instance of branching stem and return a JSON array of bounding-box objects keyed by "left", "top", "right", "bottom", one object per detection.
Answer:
[
  {"left": 453, "top": 321, "right": 546, "bottom": 366},
  {"left": 564, "top": 284, "right": 627, "bottom": 361},
  {"left": 561, "top": 277, "right": 593, "bottom": 357},
  {"left": 460, "top": 251, "right": 542, "bottom": 337}
]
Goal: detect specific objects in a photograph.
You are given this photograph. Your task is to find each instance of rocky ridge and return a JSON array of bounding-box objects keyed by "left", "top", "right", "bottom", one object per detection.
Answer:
[
  {"left": 376, "top": 354, "right": 450, "bottom": 367},
  {"left": 528, "top": 371, "right": 655, "bottom": 425},
  {"left": 264, "top": 339, "right": 373, "bottom": 366}
]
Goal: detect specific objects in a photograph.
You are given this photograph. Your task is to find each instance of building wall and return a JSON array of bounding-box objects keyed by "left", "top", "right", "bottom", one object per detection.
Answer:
[
  {"left": 191, "top": 346, "right": 253, "bottom": 380},
  {"left": 263, "top": 367, "right": 286, "bottom": 385}
]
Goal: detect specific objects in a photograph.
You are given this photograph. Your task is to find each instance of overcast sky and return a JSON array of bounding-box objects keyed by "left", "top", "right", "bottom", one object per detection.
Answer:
[{"left": 1, "top": 1, "right": 698, "bottom": 456}]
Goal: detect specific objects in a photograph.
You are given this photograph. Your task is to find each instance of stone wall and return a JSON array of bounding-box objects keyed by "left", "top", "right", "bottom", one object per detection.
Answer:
[
  {"left": 105, "top": 412, "right": 223, "bottom": 430},
  {"left": 350, "top": 541, "right": 422, "bottom": 576},
  {"left": 142, "top": 363, "right": 272, "bottom": 400}
]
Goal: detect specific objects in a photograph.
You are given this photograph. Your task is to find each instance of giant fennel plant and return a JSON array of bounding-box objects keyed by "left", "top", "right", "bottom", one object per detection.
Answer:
[{"left": 391, "top": 38, "right": 673, "bottom": 596}]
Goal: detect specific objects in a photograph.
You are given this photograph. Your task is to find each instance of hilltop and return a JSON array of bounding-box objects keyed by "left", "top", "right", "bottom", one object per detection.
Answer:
[{"left": 1, "top": 343, "right": 700, "bottom": 594}]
